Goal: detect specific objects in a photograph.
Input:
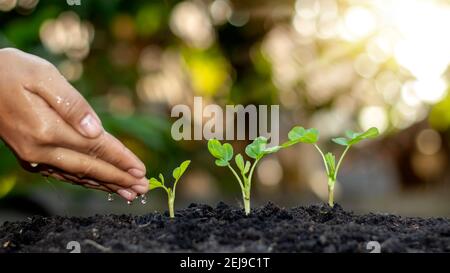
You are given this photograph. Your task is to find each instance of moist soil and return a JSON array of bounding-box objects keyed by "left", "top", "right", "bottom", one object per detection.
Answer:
[{"left": 1, "top": 202, "right": 449, "bottom": 253}]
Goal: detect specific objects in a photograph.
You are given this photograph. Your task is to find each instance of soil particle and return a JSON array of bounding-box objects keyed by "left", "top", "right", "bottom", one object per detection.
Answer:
[{"left": 1, "top": 202, "right": 449, "bottom": 253}]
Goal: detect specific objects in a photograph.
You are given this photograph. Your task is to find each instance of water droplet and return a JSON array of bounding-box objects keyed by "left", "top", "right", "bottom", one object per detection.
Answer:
[
  {"left": 56, "top": 96, "right": 63, "bottom": 104},
  {"left": 140, "top": 194, "right": 147, "bottom": 205},
  {"left": 30, "top": 162, "right": 38, "bottom": 168},
  {"left": 107, "top": 193, "right": 114, "bottom": 202},
  {"left": 127, "top": 200, "right": 132, "bottom": 205},
  {"left": 92, "top": 228, "right": 99, "bottom": 238},
  {"left": 65, "top": 102, "right": 70, "bottom": 106}
]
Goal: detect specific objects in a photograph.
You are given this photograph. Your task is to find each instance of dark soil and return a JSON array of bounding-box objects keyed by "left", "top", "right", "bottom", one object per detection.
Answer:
[{"left": 1, "top": 202, "right": 449, "bottom": 253}]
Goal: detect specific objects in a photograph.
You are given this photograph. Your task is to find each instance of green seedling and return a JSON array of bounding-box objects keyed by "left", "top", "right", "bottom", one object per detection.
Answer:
[
  {"left": 208, "top": 137, "right": 283, "bottom": 215},
  {"left": 148, "top": 160, "right": 191, "bottom": 218},
  {"left": 286, "top": 126, "right": 379, "bottom": 207}
]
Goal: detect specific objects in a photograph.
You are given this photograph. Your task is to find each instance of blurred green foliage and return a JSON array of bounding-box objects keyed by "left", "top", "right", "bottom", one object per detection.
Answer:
[
  {"left": 1, "top": 0, "right": 449, "bottom": 208},
  {"left": 0, "top": 0, "right": 278, "bottom": 200},
  {"left": 0, "top": 1, "right": 184, "bottom": 196}
]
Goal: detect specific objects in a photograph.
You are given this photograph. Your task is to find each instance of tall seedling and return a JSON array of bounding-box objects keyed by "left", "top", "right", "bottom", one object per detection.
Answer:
[{"left": 286, "top": 127, "right": 379, "bottom": 207}]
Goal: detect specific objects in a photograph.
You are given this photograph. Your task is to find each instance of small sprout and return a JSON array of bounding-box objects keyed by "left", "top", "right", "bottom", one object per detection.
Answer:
[
  {"left": 208, "top": 137, "right": 281, "bottom": 215},
  {"left": 288, "top": 126, "right": 379, "bottom": 207},
  {"left": 148, "top": 160, "right": 191, "bottom": 218}
]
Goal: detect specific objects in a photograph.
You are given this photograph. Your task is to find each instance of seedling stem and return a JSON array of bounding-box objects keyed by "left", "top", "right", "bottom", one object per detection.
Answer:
[
  {"left": 168, "top": 194, "right": 175, "bottom": 218},
  {"left": 148, "top": 160, "right": 191, "bottom": 218}
]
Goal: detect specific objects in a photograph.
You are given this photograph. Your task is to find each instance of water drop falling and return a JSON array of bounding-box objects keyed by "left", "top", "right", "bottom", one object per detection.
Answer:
[
  {"left": 140, "top": 194, "right": 147, "bottom": 205},
  {"left": 107, "top": 193, "right": 113, "bottom": 202}
]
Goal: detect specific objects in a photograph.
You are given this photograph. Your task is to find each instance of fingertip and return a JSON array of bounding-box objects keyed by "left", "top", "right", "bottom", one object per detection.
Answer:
[
  {"left": 139, "top": 177, "right": 149, "bottom": 186},
  {"left": 131, "top": 184, "right": 149, "bottom": 195},
  {"left": 117, "top": 188, "right": 136, "bottom": 201}
]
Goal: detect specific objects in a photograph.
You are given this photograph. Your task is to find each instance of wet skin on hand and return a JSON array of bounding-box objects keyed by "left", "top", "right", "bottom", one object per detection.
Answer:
[{"left": 0, "top": 48, "right": 148, "bottom": 201}]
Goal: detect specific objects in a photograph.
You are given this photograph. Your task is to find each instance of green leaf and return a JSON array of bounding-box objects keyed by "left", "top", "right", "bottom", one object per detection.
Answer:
[
  {"left": 235, "top": 154, "right": 245, "bottom": 172},
  {"left": 345, "top": 130, "right": 358, "bottom": 139},
  {"left": 208, "top": 139, "right": 224, "bottom": 159},
  {"left": 158, "top": 173, "right": 165, "bottom": 185},
  {"left": 264, "top": 146, "right": 281, "bottom": 154},
  {"left": 287, "top": 127, "right": 319, "bottom": 144},
  {"left": 243, "top": 161, "right": 251, "bottom": 174},
  {"left": 236, "top": 154, "right": 252, "bottom": 175},
  {"left": 331, "top": 137, "right": 349, "bottom": 146},
  {"left": 208, "top": 139, "right": 233, "bottom": 164},
  {"left": 332, "top": 127, "right": 379, "bottom": 146},
  {"left": 215, "top": 159, "right": 229, "bottom": 167},
  {"left": 246, "top": 136, "right": 282, "bottom": 159},
  {"left": 149, "top": 177, "right": 164, "bottom": 190},
  {"left": 172, "top": 160, "right": 191, "bottom": 181},
  {"left": 245, "top": 136, "right": 268, "bottom": 159},
  {"left": 223, "top": 143, "right": 234, "bottom": 162},
  {"left": 325, "top": 153, "right": 336, "bottom": 179},
  {"left": 349, "top": 127, "right": 379, "bottom": 145}
]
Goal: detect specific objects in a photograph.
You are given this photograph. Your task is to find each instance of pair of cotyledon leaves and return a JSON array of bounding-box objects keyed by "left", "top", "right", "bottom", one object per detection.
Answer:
[
  {"left": 149, "top": 160, "right": 191, "bottom": 191},
  {"left": 208, "top": 127, "right": 379, "bottom": 178},
  {"left": 284, "top": 126, "right": 379, "bottom": 147},
  {"left": 208, "top": 137, "right": 280, "bottom": 174},
  {"left": 286, "top": 126, "right": 379, "bottom": 179}
]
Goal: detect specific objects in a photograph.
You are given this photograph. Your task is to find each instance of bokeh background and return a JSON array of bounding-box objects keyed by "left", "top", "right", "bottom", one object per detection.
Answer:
[{"left": 1, "top": 0, "right": 450, "bottom": 223}]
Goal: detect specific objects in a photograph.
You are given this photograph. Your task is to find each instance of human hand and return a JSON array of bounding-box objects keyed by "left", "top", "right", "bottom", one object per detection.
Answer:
[{"left": 0, "top": 48, "right": 148, "bottom": 201}]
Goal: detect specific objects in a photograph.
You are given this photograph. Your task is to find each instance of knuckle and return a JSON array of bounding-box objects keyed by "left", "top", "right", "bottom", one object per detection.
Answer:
[
  {"left": 121, "top": 173, "right": 136, "bottom": 186},
  {"left": 108, "top": 171, "right": 129, "bottom": 187},
  {"left": 111, "top": 153, "right": 124, "bottom": 167},
  {"left": 33, "top": 123, "right": 55, "bottom": 145},
  {"left": 0, "top": 47, "right": 21, "bottom": 57},
  {"left": 27, "top": 60, "right": 55, "bottom": 79},
  {"left": 78, "top": 157, "right": 94, "bottom": 177},
  {"left": 17, "top": 145, "right": 38, "bottom": 162},
  {"left": 64, "top": 95, "right": 87, "bottom": 122},
  {"left": 39, "top": 59, "right": 57, "bottom": 72},
  {"left": 88, "top": 137, "right": 107, "bottom": 158}
]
